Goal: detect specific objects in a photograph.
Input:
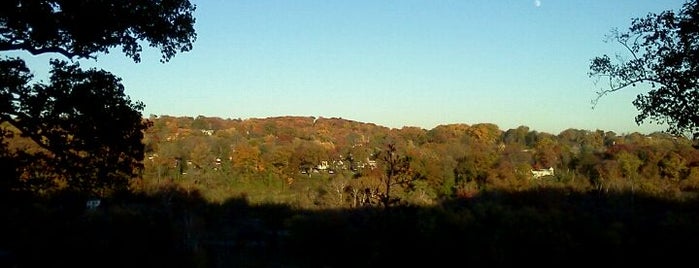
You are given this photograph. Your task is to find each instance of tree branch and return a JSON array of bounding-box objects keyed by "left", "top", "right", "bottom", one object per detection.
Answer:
[
  {"left": 0, "top": 43, "right": 92, "bottom": 60},
  {"left": 0, "top": 113, "right": 62, "bottom": 156},
  {"left": 591, "top": 77, "right": 668, "bottom": 108}
]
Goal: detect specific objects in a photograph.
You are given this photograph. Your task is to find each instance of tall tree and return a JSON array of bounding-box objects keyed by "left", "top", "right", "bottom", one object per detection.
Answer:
[
  {"left": 376, "top": 143, "right": 414, "bottom": 209},
  {"left": 0, "top": 0, "right": 196, "bottom": 195},
  {"left": 1, "top": 60, "right": 152, "bottom": 193},
  {"left": 589, "top": 0, "right": 699, "bottom": 138}
]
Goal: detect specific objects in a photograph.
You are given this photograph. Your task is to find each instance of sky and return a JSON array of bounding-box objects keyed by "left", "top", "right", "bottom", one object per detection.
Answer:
[{"left": 10, "top": 0, "right": 692, "bottom": 135}]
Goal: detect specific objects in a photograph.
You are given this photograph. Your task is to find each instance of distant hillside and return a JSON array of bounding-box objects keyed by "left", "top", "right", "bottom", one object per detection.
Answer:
[{"left": 139, "top": 115, "right": 699, "bottom": 206}]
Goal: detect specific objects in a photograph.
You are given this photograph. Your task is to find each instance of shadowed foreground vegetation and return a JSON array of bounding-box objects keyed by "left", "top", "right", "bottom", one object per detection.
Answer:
[
  {"left": 1, "top": 185, "right": 697, "bottom": 268},
  {"left": 4, "top": 115, "right": 699, "bottom": 267}
]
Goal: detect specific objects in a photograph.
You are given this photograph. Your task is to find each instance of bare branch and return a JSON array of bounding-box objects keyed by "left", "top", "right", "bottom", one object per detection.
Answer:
[
  {"left": 591, "top": 77, "right": 668, "bottom": 109},
  {"left": 617, "top": 35, "right": 639, "bottom": 61}
]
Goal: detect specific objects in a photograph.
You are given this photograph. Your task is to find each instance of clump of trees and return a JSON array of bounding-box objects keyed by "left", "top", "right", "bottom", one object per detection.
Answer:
[{"left": 0, "top": 0, "right": 197, "bottom": 197}]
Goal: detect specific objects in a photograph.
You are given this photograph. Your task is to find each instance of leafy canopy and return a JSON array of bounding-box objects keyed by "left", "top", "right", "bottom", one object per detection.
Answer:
[
  {"left": 589, "top": 0, "right": 699, "bottom": 138},
  {"left": 0, "top": 0, "right": 196, "bottom": 195},
  {"left": 0, "top": 0, "right": 196, "bottom": 62}
]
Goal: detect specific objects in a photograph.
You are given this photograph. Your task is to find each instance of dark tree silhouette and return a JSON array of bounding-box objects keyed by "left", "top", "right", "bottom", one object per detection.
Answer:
[
  {"left": 0, "top": 0, "right": 196, "bottom": 63},
  {"left": 376, "top": 143, "right": 414, "bottom": 209},
  {"left": 0, "top": 0, "right": 196, "bottom": 195},
  {"left": 589, "top": 0, "right": 699, "bottom": 138}
]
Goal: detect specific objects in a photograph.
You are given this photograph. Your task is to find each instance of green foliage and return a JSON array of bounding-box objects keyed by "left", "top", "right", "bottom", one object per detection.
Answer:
[
  {"left": 616, "top": 150, "right": 642, "bottom": 179},
  {"left": 503, "top": 125, "right": 529, "bottom": 146},
  {"left": 660, "top": 151, "right": 688, "bottom": 180}
]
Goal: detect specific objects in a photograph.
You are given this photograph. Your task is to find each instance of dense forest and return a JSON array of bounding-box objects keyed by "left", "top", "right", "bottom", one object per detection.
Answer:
[
  {"left": 136, "top": 115, "right": 699, "bottom": 206},
  {"left": 4, "top": 115, "right": 699, "bottom": 267}
]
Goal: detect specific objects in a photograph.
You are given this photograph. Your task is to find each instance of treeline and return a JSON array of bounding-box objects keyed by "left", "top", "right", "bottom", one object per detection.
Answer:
[
  {"left": 139, "top": 115, "right": 699, "bottom": 207},
  {"left": 4, "top": 115, "right": 699, "bottom": 267}
]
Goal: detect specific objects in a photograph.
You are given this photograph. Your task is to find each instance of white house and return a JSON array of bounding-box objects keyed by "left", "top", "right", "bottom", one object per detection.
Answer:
[{"left": 531, "top": 167, "right": 554, "bottom": 179}]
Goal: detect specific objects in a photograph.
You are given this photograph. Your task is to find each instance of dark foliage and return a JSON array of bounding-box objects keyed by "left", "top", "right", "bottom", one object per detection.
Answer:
[
  {"left": 0, "top": 0, "right": 197, "bottom": 195},
  {"left": 0, "top": 0, "right": 196, "bottom": 62},
  {"left": 1, "top": 187, "right": 697, "bottom": 267},
  {"left": 589, "top": 0, "right": 699, "bottom": 138},
  {"left": 1, "top": 59, "right": 150, "bottom": 194}
]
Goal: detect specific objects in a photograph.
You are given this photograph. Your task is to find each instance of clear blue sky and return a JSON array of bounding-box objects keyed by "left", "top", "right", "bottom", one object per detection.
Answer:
[{"left": 12, "top": 0, "right": 691, "bottom": 134}]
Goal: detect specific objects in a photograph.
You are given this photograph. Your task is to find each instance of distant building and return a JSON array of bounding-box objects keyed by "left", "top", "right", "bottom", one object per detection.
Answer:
[
  {"left": 316, "top": 161, "right": 329, "bottom": 171},
  {"left": 531, "top": 167, "right": 554, "bottom": 179}
]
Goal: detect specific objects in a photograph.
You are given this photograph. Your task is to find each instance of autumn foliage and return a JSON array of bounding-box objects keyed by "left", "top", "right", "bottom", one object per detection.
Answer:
[
  {"left": 4, "top": 115, "right": 699, "bottom": 267},
  {"left": 132, "top": 115, "right": 699, "bottom": 207}
]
